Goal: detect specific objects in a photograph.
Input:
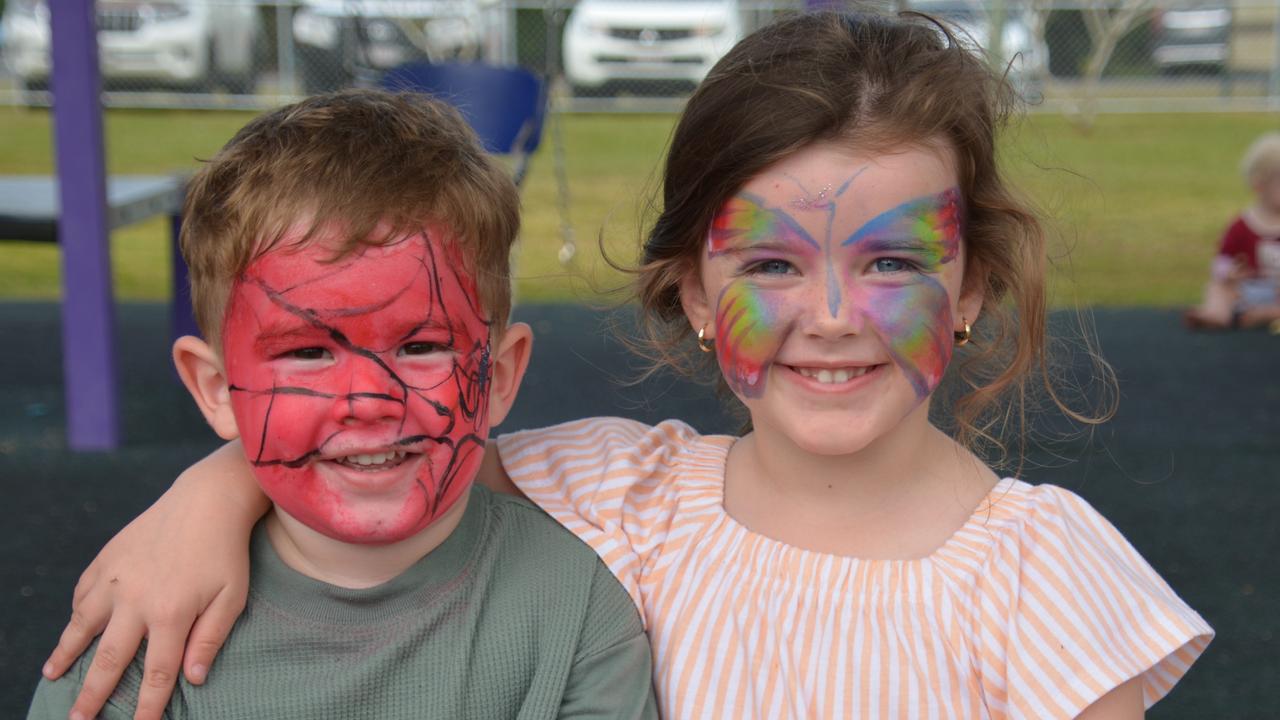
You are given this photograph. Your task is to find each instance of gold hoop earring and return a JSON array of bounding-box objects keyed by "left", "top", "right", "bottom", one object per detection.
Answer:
[
  {"left": 697, "top": 325, "right": 715, "bottom": 353},
  {"left": 954, "top": 317, "right": 972, "bottom": 347}
]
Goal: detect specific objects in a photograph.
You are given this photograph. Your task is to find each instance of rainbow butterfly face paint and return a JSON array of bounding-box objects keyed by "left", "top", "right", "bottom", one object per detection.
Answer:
[{"left": 699, "top": 142, "right": 967, "bottom": 452}]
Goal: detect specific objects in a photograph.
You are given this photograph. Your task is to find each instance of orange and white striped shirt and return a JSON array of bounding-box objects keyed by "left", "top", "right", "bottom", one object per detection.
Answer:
[{"left": 498, "top": 417, "right": 1212, "bottom": 720}]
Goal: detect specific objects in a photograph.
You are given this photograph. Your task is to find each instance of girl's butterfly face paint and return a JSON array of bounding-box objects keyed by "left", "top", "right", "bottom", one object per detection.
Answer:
[
  {"left": 697, "top": 142, "right": 969, "bottom": 453},
  {"left": 220, "top": 232, "right": 492, "bottom": 545}
]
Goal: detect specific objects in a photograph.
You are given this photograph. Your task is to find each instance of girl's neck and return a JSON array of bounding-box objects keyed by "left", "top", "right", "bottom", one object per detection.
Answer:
[{"left": 723, "top": 405, "right": 997, "bottom": 559}]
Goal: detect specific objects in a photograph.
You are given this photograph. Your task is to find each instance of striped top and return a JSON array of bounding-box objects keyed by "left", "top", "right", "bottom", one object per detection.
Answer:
[{"left": 498, "top": 417, "right": 1213, "bottom": 720}]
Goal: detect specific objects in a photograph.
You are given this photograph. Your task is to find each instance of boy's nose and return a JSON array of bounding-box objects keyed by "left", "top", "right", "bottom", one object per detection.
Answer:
[{"left": 334, "top": 357, "right": 405, "bottom": 425}]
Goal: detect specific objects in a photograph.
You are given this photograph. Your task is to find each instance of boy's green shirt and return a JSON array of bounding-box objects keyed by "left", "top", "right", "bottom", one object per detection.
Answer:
[{"left": 29, "top": 485, "right": 657, "bottom": 719}]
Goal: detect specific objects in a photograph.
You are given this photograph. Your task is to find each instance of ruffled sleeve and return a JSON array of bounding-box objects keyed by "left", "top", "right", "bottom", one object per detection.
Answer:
[
  {"left": 971, "top": 483, "right": 1213, "bottom": 719},
  {"left": 497, "top": 417, "right": 721, "bottom": 623}
]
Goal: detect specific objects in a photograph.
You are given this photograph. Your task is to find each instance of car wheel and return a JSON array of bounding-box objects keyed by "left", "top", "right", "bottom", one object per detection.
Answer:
[
  {"left": 570, "top": 82, "right": 614, "bottom": 98},
  {"left": 18, "top": 78, "right": 50, "bottom": 107}
]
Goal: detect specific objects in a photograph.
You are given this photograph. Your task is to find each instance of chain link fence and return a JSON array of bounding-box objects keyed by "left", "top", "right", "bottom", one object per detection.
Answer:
[{"left": 1, "top": 0, "right": 1277, "bottom": 113}]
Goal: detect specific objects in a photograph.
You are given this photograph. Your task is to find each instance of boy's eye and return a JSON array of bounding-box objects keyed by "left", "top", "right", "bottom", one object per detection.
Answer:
[
  {"left": 872, "top": 258, "right": 915, "bottom": 274},
  {"left": 747, "top": 259, "right": 796, "bottom": 275},
  {"left": 285, "top": 347, "right": 331, "bottom": 361},
  {"left": 400, "top": 341, "right": 447, "bottom": 357}
]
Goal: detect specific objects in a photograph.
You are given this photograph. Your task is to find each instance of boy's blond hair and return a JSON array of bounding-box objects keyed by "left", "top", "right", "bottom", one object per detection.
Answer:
[
  {"left": 1241, "top": 132, "right": 1280, "bottom": 185},
  {"left": 180, "top": 89, "right": 520, "bottom": 349}
]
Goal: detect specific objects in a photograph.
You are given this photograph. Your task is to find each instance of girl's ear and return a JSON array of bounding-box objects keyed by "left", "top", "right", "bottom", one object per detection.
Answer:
[
  {"left": 678, "top": 263, "right": 713, "bottom": 337},
  {"left": 172, "top": 335, "right": 241, "bottom": 441},
  {"left": 486, "top": 322, "right": 533, "bottom": 429},
  {"left": 957, "top": 257, "right": 987, "bottom": 332}
]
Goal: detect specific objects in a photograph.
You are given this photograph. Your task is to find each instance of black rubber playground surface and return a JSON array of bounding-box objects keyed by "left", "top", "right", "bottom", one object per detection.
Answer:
[{"left": 0, "top": 300, "right": 1275, "bottom": 718}]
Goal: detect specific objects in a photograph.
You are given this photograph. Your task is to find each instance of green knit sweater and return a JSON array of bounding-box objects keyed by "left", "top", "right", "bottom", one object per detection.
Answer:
[{"left": 29, "top": 486, "right": 656, "bottom": 720}]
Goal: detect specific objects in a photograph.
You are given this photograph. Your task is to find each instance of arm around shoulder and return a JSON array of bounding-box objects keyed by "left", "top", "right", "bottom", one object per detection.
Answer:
[{"left": 42, "top": 440, "right": 267, "bottom": 720}]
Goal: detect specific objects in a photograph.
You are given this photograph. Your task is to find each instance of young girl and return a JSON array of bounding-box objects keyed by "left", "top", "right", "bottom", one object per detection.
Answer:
[{"left": 47, "top": 10, "right": 1211, "bottom": 720}]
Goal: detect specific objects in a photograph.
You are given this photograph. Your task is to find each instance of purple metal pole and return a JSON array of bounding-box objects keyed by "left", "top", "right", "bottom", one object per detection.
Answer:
[{"left": 50, "top": 0, "right": 119, "bottom": 450}]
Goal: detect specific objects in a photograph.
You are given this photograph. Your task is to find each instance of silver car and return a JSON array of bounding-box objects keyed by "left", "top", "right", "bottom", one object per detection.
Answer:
[
  {"left": 1151, "top": 4, "right": 1232, "bottom": 72},
  {"left": 2, "top": 0, "right": 263, "bottom": 93}
]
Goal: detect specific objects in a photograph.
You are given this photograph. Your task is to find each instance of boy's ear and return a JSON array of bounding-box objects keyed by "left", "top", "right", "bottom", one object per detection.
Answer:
[
  {"left": 486, "top": 322, "right": 533, "bottom": 428},
  {"left": 173, "top": 335, "right": 240, "bottom": 441},
  {"left": 678, "top": 264, "right": 713, "bottom": 338}
]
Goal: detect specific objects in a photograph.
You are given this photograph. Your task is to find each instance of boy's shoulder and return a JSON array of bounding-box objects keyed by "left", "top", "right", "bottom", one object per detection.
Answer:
[
  {"left": 469, "top": 486, "right": 647, "bottom": 654},
  {"left": 478, "top": 485, "right": 616, "bottom": 573}
]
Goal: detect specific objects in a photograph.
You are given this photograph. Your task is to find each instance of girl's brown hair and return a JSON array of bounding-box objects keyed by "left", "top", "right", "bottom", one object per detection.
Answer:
[{"left": 633, "top": 10, "right": 1115, "bottom": 468}]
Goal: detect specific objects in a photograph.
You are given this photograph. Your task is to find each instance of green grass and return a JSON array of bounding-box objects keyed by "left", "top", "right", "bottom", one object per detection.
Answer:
[{"left": 1, "top": 103, "right": 1274, "bottom": 306}]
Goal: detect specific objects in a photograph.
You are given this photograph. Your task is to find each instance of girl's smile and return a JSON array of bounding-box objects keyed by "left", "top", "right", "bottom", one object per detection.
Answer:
[{"left": 684, "top": 140, "right": 983, "bottom": 457}]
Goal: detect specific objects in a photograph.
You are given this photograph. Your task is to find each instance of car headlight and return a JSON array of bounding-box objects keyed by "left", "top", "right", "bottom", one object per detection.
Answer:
[
  {"left": 293, "top": 10, "right": 340, "bottom": 49},
  {"left": 692, "top": 23, "right": 725, "bottom": 37}
]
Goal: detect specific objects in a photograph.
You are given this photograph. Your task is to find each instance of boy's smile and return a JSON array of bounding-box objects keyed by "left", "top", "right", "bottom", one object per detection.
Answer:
[{"left": 220, "top": 231, "right": 492, "bottom": 545}]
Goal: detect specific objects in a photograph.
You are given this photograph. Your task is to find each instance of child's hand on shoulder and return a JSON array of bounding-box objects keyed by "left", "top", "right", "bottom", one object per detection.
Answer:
[{"left": 43, "top": 441, "right": 262, "bottom": 720}]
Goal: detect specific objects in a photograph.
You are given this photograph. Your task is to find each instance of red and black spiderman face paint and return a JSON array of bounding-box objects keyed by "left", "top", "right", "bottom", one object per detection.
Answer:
[{"left": 221, "top": 231, "right": 492, "bottom": 545}]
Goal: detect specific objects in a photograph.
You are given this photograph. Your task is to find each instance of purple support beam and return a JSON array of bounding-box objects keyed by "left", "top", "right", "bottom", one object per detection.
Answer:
[{"left": 50, "top": 0, "right": 119, "bottom": 450}]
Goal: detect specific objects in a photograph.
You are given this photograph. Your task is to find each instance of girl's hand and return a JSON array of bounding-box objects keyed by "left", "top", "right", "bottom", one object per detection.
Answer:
[{"left": 41, "top": 441, "right": 268, "bottom": 720}]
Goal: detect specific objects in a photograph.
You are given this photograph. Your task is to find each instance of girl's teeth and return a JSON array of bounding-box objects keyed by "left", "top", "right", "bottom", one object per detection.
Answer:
[{"left": 796, "top": 366, "right": 869, "bottom": 384}]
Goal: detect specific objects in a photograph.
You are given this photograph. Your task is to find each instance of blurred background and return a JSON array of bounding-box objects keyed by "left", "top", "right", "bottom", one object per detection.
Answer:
[
  {"left": 1, "top": 0, "right": 1278, "bottom": 305},
  {"left": 0, "top": 1, "right": 1277, "bottom": 719}
]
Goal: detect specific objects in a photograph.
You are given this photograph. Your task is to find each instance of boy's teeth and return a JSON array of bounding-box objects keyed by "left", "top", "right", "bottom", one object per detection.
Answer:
[
  {"left": 795, "top": 366, "right": 870, "bottom": 384},
  {"left": 341, "top": 451, "right": 407, "bottom": 467}
]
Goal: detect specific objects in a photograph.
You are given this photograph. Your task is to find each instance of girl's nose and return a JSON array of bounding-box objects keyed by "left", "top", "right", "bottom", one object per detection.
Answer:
[
  {"left": 803, "top": 275, "right": 863, "bottom": 339},
  {"left": 333, "top": 356, "right": 405, "bottom": 425}
]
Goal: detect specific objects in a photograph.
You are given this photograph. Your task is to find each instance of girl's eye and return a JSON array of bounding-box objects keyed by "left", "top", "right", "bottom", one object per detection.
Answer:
[
  {"left": 747, "top": 259, "right": 796, "bottom": 275},
  {"left": 285, "top": 347, "right": 331, "bottom": 361},
  {"left": 872, "top": 258, "right": 915, "bottom": 274},
  {"left": 400, "top": 341, "right": 446, "bottom": 357}
]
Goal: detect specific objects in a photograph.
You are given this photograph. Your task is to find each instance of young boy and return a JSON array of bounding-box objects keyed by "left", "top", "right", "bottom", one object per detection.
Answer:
[
  {"left": 1185, "top": 131, "right": 1280, "bottom": 331},
  {"left": 28, "top": 90, "right": 656, "bottom": 719}
]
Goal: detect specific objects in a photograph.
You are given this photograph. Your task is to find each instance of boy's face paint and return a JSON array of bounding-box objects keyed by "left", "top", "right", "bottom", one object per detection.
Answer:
[
  {"left": 220, "top": 232, "right": 492, "bottom": 545},
  {"left": 698, "top": 143, "right": 968, "bottom": 454}
]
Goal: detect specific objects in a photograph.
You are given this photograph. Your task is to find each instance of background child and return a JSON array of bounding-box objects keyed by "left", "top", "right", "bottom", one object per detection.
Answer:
[
  {"left": 45, "top": 11, "right": 1211, "bottom": 720},
  {"left": 1184, "top": 132, "right": 1280, "bottom": 331},
  {"left": 30, "top": 90, "right": 656, "bottom": 720}
]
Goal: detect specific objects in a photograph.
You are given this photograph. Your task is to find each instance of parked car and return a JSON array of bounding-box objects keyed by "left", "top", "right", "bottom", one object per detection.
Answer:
[
  {"left": 290, "top": 0, "right": 491, "bottom": 94},
  {"left": 1, "top": 0, "right": 263, "bottom": 93},
  {"left": 1151, "top": 4, "right": 1231, "bottom": 73},
  {"left": 563, "top": 0, "right": 743, "bottom": 95}
]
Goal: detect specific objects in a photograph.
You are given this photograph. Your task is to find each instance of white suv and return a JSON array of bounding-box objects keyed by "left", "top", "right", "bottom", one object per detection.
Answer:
[
  {"left": 563, "top": 0, "right": 742, "bottom": 94},
  {"left": 2, "top": 0, "right": 262, "bottom": 93}
]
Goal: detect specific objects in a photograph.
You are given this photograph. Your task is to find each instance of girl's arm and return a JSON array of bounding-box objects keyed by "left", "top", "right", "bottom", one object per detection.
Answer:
[
  {"left": 43, "top": 441, "right": 267, "bottom": 720},
  {"left": 1076, "top": 676, "right": 1144, "bottom": 720}
]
